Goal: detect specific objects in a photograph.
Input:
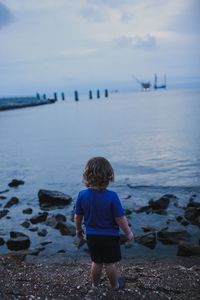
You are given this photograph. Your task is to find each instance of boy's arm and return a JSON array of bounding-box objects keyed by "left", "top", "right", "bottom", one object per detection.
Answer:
[
  {"left": 74, "top": 214, "right": 84, "bottom": 237},
  {"left": 115, "top": 216, "right": 134, "bottom": 240}
]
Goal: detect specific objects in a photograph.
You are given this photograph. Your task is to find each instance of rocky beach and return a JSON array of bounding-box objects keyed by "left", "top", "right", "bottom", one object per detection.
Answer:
[{"left": 0, "top": 254, "right": 200, "bottom": 299}]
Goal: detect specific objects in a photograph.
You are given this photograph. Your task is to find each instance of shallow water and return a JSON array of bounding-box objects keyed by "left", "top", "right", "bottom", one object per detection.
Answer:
[{"left": 0, "top": 89, "right": 200, "bottom": 261}]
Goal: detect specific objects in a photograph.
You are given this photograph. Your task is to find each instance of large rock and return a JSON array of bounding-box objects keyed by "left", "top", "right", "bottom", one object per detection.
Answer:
[
  {"left": 10, "top": 231, "right": 28, "bottom": 238},
  {"left": 38, "top": 189, "right": 72, "bottom": 208},
  {"left": 8, "top": 179, "right": 25, "bottom": 187},
  {"left": 30, "top": 212, "right": 48, "bottom": 224},
  {"left": 177, "top": 242, "right": 200, "bottom": 257},
  {"left": 148, "top": 195, "right": 170, "bottom": 211},
  {"left": 135, "top": 194, "right": 175, "bottom": 214},
  {"left": 184, "top": 201, "right": 200, "bottom": 227},
  {"left": 6, "top": 236, "right": 31, "bottom": 251},
  {"left": 135, "top": 233, "right": 156, "bottom": 249},
  {"left": 158, "top": 229, "right": 191, "bottom": 245},
  {"left": 4, "top": 197, "right": 19, "bottom": 208}
]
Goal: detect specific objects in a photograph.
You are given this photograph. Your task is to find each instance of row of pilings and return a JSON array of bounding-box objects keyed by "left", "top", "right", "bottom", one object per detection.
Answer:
[{"left": 36, "top": 89, "right": 109, "bottom": 102}]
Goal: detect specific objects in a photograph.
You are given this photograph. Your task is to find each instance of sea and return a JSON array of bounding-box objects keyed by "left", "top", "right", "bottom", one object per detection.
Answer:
[{"left": 0, "top": 88, "right": 200, "bottom": 262}]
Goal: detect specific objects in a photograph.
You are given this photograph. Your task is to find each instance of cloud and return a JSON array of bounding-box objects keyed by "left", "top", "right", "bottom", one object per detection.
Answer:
[
  {"left": 87, "top": 0, "right": 133, "bottom": 7},
  {"left": 60, "top": 48, "right": 97, "bottom": 58},
  {"left": 167, "top": 0, "right": 200, "bottom": 36},
  {"left": 113, "top": 34, "right": 157, "bottom": 50},
  {"left": 0, "top": 2, "right": 13, "bottom": 29},
  {"left": 132, "top": 34, "right": 157, "bottom": 49},
  {"left": 81, "top": 6, "right": 108, "bottom": 23}
]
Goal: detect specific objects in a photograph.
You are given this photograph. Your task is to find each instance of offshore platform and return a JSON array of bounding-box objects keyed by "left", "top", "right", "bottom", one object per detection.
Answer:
[{"left": 134, "top": 74, "right": 166, "bottom": 91}]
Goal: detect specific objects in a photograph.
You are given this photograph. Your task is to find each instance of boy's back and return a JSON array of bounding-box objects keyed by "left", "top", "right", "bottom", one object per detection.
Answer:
[{"left": 76, "top": 188, "right": 124, "bottom": 236}]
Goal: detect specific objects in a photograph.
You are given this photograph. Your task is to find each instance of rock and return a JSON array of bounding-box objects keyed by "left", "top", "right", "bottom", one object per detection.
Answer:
[
  {"left": 45, "top": 214, "right": 66, "bottom": 228},
  {"left": 187, "top": 199, "right": 200, "bottom": 208},
  {"left": 8, "top": 179, "right": 25, "bottom": 187},
  {"left": 0, "top": 209, "right": 9, "bottom": 219},
  {"left": 135, "top": 194, "right": 174, "bottom": 214},
  {"left": 0, "top": 196, "right": 6, "bottom": 200},
  {"left": 22, "top": 208, "right": 33, "bottom": 214},
  {"left": 135, "top": 233, "right": 156, "bottom": 249},
  {"left": 157, "top": 229, "right": 191, "bottom": 245},
  {"left": 176, "top": 216, "right": 183, "bottom": 222},
  {"left": 29, "top": 226, "right": 38, "bottom": 232},
  {"left": 142, "top": 226, "right": 155, "bottom": 233},
  {"left": 0, "top": 237, "right": 5, "bottom": 246},
  {"left": 57, "top": 249, "right": 66, "bottom": 253},
  {"left": 148, "top": 195, "right": 170, "bottom": 211},
  {"left": 177, "top": 242, "right": 200, "bottom": 257},
  {"left": 176, "top": 216, "right": 189, "bottom": 226},
  {"left": 125, "top": 208, "right": 132, "bottom": 215},
  {"left": 6, "top": 236, "right": 31, "bottom": 251},
  {"left": 40, "top": 240, "right": 52, "bottom": 246},
  {"left": 10, "top": 231, "right": 28, "bottom": 238},
  {"left": 37, "top": 229, "right": 48, "bottom": 237},
  {"left": 0, "top": 189, "right": 9, "bottom": 194},
  {"left": 55, "top": 222, "right": 76, "bottom": 236},
  {"left": 184, "top": 207, "right": 200, "bottom": 226},
  {"left": 30, "top": 212, "right": 48, "bottom": 224},
  {"left": 38, "top": 189, "right": 72, "bottom": 208},
  {"left": 54, "top": 214, "right": 67, "bottom": 222},
  {"left": 20, "top": 221, "right": 31, "bottom": 228},
  {"left": 4, "top": 197, "right": 19, "bottom": 208},
  {"left": 45, "top": 216, "right": 57, "bottom": 227}
]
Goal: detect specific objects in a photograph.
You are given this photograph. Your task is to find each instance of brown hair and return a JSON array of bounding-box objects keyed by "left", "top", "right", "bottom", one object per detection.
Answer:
[{"left": 83, "top": 157, "right": 114, "bottom": 189}]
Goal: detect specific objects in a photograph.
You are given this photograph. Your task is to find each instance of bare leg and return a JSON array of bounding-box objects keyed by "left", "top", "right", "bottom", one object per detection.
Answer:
[
  {"left": 104, "top": 263, "right": 119, "bottom": 289},
  {"left": 91, "top": 262, "right": 103, "bottom": 286}
]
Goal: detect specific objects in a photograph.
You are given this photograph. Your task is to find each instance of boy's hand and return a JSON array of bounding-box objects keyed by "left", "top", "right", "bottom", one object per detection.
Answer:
[{"left": 76, "top": 228, "right": 84, "bottom": 238}]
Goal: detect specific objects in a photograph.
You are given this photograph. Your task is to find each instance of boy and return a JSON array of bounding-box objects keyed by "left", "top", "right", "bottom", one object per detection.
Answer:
[{"left": 75, "top": 157, "right": 134, "bottom": 289}]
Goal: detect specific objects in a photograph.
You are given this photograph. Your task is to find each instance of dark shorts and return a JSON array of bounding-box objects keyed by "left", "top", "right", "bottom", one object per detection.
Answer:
[{"left": 86, "top": 234, "right": 121, "bottom": 264}]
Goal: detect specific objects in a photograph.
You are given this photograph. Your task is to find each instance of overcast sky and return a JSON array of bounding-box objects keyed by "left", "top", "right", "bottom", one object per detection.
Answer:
[{"left": 0, "top": 0, "right": 199, "bottom": 96}]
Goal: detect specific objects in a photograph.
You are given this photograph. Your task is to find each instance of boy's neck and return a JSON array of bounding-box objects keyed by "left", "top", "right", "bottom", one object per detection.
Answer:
[{"left": 89, "top": 186, "right": 106, "bottom": 191}]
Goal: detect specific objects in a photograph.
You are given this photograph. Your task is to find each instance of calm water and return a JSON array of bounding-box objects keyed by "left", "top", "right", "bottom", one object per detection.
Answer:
[{"left": 0, "top": 88, "right": 200, "bottom": 261}]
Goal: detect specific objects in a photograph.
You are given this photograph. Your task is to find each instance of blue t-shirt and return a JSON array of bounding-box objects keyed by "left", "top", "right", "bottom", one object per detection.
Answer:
[{"left": 75, "top": 188, "right": 124, "bottom": 236}]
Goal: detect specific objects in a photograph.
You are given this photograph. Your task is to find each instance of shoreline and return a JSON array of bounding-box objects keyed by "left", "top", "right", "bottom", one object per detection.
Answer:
[{"left": 0, "top": 253, "right": 199, "bottom": 299}]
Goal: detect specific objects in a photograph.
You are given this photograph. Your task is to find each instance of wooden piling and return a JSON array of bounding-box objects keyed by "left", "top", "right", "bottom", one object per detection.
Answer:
[
  {"left": 61, "top": 92, "right": 65, "bottom": 100},
  {"left": 36, "top": 93, "right": 40, "bottom": 100},
  {"left": 105, "top": 89, "right": 108, "bottom": 98},
  {"left": 54, "top": 93, "right": 57, "bottom": 101},
  {"left": 89, "top": 90, "right": 93, "bottom": 99},
  {"left": 97, "top": 90, "right": 100, "bottom": 98},
  {"left": 74, "top": 90, "right": 79, "bottom": 101},
  {"left": 43, "top": 94, "right": 46, "bottom": 100}
]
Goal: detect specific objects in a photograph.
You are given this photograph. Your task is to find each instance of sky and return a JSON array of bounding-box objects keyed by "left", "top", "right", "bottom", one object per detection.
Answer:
[{"left": 0, "top": 0, "right": 200, "bottom": 96}]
